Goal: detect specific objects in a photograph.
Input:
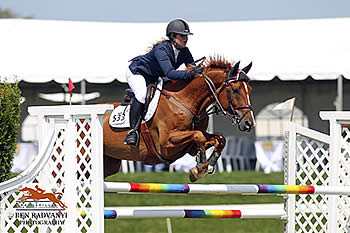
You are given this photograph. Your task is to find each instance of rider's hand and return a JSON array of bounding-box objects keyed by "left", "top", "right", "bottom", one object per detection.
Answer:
[{"left": 190, "top": 65, "right": 203, "bottom": 78}]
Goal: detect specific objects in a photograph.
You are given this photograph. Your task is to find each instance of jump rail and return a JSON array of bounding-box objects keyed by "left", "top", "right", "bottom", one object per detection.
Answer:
[
  {"left": 104, "top": 208, "right": 283, "bottom": 219},
  {"left": 104, "top": 182, "right": 350, "bottom": 195},
  {"left": 79, "top": 204, "right": 285, "bottom": 220}
]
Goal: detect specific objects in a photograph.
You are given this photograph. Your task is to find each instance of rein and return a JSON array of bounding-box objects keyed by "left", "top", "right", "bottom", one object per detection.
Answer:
[{"left": 157, "top": 88, "right": 196, "bottom": 117}]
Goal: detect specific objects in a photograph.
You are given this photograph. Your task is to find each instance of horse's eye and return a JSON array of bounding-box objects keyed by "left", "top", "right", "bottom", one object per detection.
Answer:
[{"left": 232, "top": 88, "right": 240, "bottom": 94}]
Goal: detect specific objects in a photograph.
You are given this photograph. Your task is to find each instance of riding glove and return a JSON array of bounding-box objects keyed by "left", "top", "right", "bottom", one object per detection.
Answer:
[{"left": 190, "top": 66, "right": 203, "bottom": 78}]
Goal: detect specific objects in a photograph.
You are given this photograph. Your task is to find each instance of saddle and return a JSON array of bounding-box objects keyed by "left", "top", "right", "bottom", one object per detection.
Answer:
[
  {"left": 109, "top": 78, "right": 169, "bottom": 164},
  {"left": 109, "top": 78, "right": 163, "bottom": 128},
  {"left": 122, "top": 84, "right": 156, "bottom": 113}
]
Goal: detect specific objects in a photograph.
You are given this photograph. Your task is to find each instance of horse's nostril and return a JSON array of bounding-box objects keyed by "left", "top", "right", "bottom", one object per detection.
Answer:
[{"left": 245, "top": 121, "right": 252, "bottom": 127}]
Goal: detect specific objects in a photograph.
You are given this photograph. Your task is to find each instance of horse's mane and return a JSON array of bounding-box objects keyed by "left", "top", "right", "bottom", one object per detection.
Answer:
[
  {"left": 185, "top": 56, "right": 233, "bottom": 72},
  {"left": 166, "top": 56, "right": 234, "bottom": 92},
  {"left": 203, "top": 56, "right": 233, "bottom": 72}
]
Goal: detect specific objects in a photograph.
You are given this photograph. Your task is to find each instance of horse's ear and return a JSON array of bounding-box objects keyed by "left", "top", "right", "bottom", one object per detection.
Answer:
[
  {"left": 242, "top": 62, "right": 252, "bottom": 74},
  {"left": 238, "top": 72, "right": 250, "bottom": 82},
  {"left": 229, "top": 61, "right": 240, "bottom": 77}
]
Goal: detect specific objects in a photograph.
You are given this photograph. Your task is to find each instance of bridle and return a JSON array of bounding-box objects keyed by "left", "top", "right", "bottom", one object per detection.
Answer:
[
  {"left": 199, "top": 69, "right": 253, "bottom": 131},
  {"left": 224, "top": 69, "right": 253, "bottom": 124}
]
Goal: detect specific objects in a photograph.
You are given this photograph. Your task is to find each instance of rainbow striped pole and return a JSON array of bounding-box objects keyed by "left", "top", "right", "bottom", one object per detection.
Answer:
[
  {"left": 104, "top": 208, "right": 284, "bottom": 219},
  {"left": 104, "top": 182, "right": 350, "bottom": 195}
]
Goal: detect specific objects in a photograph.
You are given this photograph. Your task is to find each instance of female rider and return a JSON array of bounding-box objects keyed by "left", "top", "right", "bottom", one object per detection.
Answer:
[{"left": 124, "top": 18, "right": 203, "bottom": 147}]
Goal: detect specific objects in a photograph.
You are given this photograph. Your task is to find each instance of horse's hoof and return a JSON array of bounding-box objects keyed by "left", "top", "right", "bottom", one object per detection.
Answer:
[
  {"left": 189, "top": 168, "right": 199, "bottom": 182},
  {"left": 189, "top": 164, "right": 209, "bottom": 182},
  {"left": 207, "top": 165, "right": 215, "bottom": 175}
]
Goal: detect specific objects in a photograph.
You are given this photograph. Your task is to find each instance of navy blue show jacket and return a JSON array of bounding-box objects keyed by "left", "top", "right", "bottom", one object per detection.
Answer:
[{"left": 129, "top": 40, "right": 194, "bottom": 84}]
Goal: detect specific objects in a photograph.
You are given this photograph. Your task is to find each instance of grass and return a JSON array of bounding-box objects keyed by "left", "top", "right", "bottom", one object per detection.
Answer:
[{"left": 104, "top": 171, "right": 285, "bottom": 233}]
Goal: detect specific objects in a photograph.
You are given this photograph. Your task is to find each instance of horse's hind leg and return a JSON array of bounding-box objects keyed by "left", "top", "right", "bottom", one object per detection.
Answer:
[
  {"left": 18, "top": 196, "right": 30, "bottom": 203},
  {"left": 103, "top": 155, "right": 121, "bottom": 178},
  {"left": 59, "top": 201, "right": 67, "bottom": 210}
]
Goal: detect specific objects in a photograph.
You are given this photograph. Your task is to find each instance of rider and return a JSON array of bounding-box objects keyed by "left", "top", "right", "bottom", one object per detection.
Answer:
[{"left": 124, "top": 18, "right": 203, "bottom": 147}]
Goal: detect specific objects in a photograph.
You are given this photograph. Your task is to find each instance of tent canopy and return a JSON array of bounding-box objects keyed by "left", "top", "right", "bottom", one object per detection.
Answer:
[{"left": 1, "top": 18, "right": 349, "bottom": 83}]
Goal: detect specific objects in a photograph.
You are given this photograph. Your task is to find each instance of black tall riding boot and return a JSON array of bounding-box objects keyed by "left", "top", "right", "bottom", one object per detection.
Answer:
[{"left": 124, "top": 99, "right": 144, "bottom": 147}]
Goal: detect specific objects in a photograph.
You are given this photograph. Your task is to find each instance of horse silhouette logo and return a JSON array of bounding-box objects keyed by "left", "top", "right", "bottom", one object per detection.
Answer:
[{"left": 19, "top": 185, "right": 67, "bottom": 210}]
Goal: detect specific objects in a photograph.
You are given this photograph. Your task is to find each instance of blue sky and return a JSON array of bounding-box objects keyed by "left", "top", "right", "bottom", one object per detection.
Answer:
[{"left": 1, "top": 0, "right": 350, "bottom": 22}]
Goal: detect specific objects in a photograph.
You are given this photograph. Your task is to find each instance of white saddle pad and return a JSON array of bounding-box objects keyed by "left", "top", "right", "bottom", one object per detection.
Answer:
[{"left": 109, "top": 78, "right": 163, "bottom": 128}]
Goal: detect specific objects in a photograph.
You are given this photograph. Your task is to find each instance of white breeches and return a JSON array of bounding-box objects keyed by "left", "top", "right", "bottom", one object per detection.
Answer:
[{"left": 126, "top": 68, "right": 147, "bottom": 104}]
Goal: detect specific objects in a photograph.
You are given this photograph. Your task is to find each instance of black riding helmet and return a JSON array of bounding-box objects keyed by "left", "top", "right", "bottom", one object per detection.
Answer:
[{"left": 166, "top": 19, "right": 193, "bottom": 37}]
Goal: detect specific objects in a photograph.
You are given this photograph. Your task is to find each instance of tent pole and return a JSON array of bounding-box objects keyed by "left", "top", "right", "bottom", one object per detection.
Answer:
[
  {"left": 337, "top": 75, "right": 343, "bottom": 111},
  {"left": 81, "top": 80, "right": 86, "bottom": 105}
]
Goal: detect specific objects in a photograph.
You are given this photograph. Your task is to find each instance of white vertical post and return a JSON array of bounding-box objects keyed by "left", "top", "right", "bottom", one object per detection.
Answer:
[
  {"left": 63, "top": 114, "right": 79, "bottom": 232},
  {"left": 285, "top": 122, "right": 297, "bottom": 233},
  {"left": 91, "top": 113, "right": 105, "bottom": 232},
  {"left": 327, "top": 118, "right": 341, "bottom": 233},
  {"left": 31, "top": 113, "right": 48, "bottom": 150},
  {"left": 121, "top": 160, "right": 129, "bottom": 174}
]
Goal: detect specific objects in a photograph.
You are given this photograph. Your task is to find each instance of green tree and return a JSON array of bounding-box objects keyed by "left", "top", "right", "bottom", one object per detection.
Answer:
[
  {"left": 0, "top": 80, "right": 22, "bottom": 182},
  {"left": 0, "top": 7, "right": 32, "bottom": 19},
  {"left": 0, "top": 7, "right": 17, "bottom": 18}
]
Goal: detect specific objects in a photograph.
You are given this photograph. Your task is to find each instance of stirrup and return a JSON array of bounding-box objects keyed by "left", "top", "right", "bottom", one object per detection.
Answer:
[{"left": 124, "top": 130, "right": 140, "bottom": 147}]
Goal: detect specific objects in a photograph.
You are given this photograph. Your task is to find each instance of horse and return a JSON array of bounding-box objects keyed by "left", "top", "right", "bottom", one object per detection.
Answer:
[
  {"left": 103, "top": 57, "right": 256, "bottom": 182},
  {"left": 19, "top": 186, "right": 67, "bottom": 210}
]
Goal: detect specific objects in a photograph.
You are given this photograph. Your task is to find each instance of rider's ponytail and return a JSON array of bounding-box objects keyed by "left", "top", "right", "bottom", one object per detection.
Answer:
[{"left": 147, "top": 39, "right": 168, "bottom": 53}]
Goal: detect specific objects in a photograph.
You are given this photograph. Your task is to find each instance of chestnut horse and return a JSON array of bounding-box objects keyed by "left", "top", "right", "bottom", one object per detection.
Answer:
[{"left": 103, "top": 57, "right": 255, "bottom": 182}]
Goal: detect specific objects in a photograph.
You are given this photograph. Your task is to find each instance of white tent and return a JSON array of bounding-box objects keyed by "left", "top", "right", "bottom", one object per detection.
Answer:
[{"left": 1, "top": 17, "right": 350, "bottom": 84}]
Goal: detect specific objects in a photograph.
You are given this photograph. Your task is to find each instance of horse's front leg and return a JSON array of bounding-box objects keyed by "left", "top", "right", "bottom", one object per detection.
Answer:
[
  {"left": 189, "top": 145, "right": 209, "bottom": 182},
  {"left": 204, "top": 133, "right": 226, "bottom": 175},
  {"left": 166, "top": 130, "right": 209, "bottom": 182}
]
